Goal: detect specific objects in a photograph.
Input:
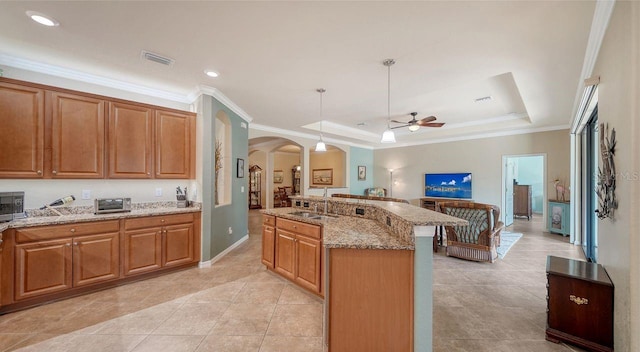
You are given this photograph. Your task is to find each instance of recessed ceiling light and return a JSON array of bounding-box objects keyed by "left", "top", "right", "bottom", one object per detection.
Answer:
[
  {"left": 474, "top": 96, "right": 493, "bottom": 103},
  {"left": 205, "top": 70, "right": 219, "bottom": 78},
  {"left": 26, "top": 11, "right": 59, "bottom": 27}
]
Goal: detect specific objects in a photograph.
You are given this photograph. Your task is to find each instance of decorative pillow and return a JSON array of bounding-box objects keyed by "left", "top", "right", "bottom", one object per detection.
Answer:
[{"left": 365, "top": 187, "right": 386, "bottom": 197}]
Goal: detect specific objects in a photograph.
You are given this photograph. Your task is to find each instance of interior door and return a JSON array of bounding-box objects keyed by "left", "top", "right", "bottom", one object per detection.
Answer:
[{"left": 504, "top": 159, "right": 515, "bottom": 226}]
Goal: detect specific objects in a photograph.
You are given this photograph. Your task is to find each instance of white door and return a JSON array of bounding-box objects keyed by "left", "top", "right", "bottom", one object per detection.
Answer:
[{"left": 504, "top": 160, "right": 515, "bottom": 226}]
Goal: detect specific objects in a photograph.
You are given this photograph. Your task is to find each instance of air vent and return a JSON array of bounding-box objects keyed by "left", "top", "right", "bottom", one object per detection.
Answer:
[{"left": 141, "top": 50, "right": 175, "bottom": 66}]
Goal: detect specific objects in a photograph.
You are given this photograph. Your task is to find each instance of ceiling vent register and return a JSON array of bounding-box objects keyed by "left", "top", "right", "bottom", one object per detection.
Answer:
[{"left": 141, "top": 50, "right": 175, "bottom": 66}]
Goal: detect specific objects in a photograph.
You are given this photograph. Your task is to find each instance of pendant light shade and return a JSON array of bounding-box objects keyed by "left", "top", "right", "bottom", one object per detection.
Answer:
[
  {"left": 381, "top": 59, "right": 396, "bottom": 144},
  {"left": 315, "top": 88, "right": 327, "bottom": 152}
]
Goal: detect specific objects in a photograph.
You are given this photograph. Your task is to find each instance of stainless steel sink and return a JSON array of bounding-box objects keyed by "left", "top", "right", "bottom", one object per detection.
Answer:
[{"left": 289, "top": 211, "right": 322, "bottom": 219}]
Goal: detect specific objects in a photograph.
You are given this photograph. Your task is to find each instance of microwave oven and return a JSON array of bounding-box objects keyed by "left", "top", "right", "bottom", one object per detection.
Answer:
[{"left": 0, "top": 192, "right": 26, "bottom": 222}]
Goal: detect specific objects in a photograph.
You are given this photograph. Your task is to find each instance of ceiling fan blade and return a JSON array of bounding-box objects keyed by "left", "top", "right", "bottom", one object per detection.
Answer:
[
  {"left": 423, "top": 122, "right": 445, "bottom": 128},
  {"left": 390, "top": 125, "right": 408, "bottom": 130},
  {"left": 390, "top": 120, "right": 406, "bottom": 124},
  {"left": 417, "top": 116, "right": 437, "bottom": 125}
]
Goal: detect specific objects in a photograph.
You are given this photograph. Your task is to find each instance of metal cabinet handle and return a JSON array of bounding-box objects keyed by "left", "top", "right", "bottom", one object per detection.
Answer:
[
  {"left": 73, "top": 242, "right": 78, "bottom": 246},
  {"left": 147, "top": 172, "right": 151, "bottom": 176},
  {"left": 161, "top": 219, "right": 165, "bottom": 223},
  {"left": 52, "top": 170, "right": 57, "bottom": 174},
  {"left": 70, "top": 228, "right": 76, "bottom": 233},
  {"left": 65, "top": 243, "right": 71, "bottom": 247},
  {"left": 37, "top": 170, "right": 42, "bottom": 175}
]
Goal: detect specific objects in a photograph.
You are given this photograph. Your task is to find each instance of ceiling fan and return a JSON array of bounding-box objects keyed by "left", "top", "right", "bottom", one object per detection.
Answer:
[{"left": 391, "top": 112, "right": 445, "bottom": 132}]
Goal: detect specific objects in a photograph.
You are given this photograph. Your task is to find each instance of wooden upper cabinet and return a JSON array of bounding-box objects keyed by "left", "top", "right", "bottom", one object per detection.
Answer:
[
  {"left": 155, "top": 110, "right": 195, "bottom": 179},
  {"left": 108, "top": 102, "right": 153, "bottom": 178},
  {"left": 49, "top": 91, "right": 105, "bottom": 178},
  {"left": 0, "top": 82, "right": 44, "bottom": 178}
]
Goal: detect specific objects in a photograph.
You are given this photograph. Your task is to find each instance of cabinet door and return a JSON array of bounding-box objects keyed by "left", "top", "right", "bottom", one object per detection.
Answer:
[
  {"left": 155, "top": 110, "right": 195, "bottom": 179},
  {"left": 73, "top": 232, "right": 120, "bottom": 287},
  {"left": 15, "top": 238, "right": 72, "bottom": 300},
  {"left": 163, "top": 223, "right": 195, "bottom": 267},
  {"left": 261, "top": 225, "right": 275, "bottom": 268},
  {"left": 50, "top": 91, "right": 105, "bottom": 178},
  {"left": 0, "top": 82, "right": 44, "bottom": 178},
  {"left": 275, "top": 229, "right": 296, "bottom": 280},
  {"left": 108, "top": 102, "right": 153, "bottom": 178},
  {"left": 295, "top": 235, "right": 322, "bottom": 293},
  {"left": 123, "top": 228, "right": 162, "bottom": 276}
]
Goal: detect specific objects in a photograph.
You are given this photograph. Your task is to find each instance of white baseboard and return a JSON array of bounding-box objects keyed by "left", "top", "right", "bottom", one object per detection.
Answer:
[{"left": 199, "top": 234, "right": 249, "bottom": 268}]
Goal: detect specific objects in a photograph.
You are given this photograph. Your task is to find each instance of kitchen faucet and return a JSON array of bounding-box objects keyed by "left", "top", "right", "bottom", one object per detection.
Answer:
[{"left": 323, "top": 187, "right": 328, "bottom": 214}]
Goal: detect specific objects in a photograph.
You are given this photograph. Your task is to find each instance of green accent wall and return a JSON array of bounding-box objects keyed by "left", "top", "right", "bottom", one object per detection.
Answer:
[
  {"left": 349, "top": 147, "right": 374, "bottom": 195},
  {"left": 201, "top": 95, "right": 249, "bottom": 260}
]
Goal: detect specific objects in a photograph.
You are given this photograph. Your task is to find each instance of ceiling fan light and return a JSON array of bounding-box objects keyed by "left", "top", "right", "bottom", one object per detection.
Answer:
[
  {"left": 381, "top": 129, "right": 396, "bottom": 143},
  {"left": 408, "top": 124, "right": 420, "bottom": 132}
]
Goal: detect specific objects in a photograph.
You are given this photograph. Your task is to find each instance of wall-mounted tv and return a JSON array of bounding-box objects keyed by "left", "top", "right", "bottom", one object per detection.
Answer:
[{"left": 424, "top": 173, "right": 472, "bottom": 199}]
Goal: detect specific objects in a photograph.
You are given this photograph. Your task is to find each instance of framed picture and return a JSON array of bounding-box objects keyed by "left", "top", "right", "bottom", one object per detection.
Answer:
[
  {"left": 273, "top": 170, "right": 284, "bottom": 183},
  {"left": 358, "top": 165, "right": 366, "bottom": 181},
  {"left": 312, "top": 168, "right": 333, "bottom": 185},
  {"left": 236, "top": 158, "right": 244, "bottom": 178}
]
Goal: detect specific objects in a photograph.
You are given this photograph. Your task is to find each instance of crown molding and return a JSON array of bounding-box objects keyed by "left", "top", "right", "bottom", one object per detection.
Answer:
[
  {"left": 250, "top": 123, "right": 374, "bottom": 150},
  {"left": 189, "top": 85, "right": 253, "bottom": 124},
  {"left": 569, "top": 0, "right": 615, "bottom": 122},
  {"left": 374, "top": 124, "right": 570, "bottom": 149},
  {"left": 0, "top": 53, "right": 191, "bottom": 103}
]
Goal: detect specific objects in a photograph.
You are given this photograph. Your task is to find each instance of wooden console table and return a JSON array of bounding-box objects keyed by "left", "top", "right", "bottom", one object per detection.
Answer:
[{"left": 546, "top": 256, "right": 614, "bottom": 352}]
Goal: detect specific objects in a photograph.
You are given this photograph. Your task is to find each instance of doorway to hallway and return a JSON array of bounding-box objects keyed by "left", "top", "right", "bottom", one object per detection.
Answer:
[{"left": 502, "top": 154, "right": 546, "bottom": 227}]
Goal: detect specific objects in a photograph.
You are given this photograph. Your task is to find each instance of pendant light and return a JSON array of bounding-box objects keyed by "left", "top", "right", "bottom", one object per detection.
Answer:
[
  {"left": 380, "top": 59, "right": 396, "bottom": 143},
  {"left": 315, "top": 88, "right": 327, "bottom": 152}
]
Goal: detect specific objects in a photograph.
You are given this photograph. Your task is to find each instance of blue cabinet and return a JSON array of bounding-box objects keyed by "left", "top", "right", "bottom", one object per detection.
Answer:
[{"left": 548, "top": 201, "right": 570, "bottom": 236}]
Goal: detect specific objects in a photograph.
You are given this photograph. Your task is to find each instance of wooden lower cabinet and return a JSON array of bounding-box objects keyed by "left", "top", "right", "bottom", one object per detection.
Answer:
[
  {"left": 15, "top": 231, "right": 120, "bottom": 300},
  {"left": 123, "top": 227, "right": 162, "bottom": 276},
  {"left": 329, "top": 248, "right": 414, "bottom": 352},
  {"left": 15, "top": 238, "right": 73, "bottom": 300},
  {"left": 261, "top": 222, "right": 276, "bottom": 268},
  {"left": 123, "top": 213, "right": 198, "bottom": 276},
  {"left": 268, "top": 216, "right": 323, "bottom": 296},
  {"left": 2, "top": 212, "right": 201, "bottom": 313}
]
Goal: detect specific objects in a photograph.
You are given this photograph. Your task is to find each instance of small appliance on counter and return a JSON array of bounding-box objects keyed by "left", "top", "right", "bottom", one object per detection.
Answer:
[
  {"left": 94, "top": 198, "right": 132, "bottom": 214},
  {"left": 176, "top": 186, "right": 189, "bottom": 208},
  {"left": 0, "top": 191, "right": 26, "bottom": 222}
]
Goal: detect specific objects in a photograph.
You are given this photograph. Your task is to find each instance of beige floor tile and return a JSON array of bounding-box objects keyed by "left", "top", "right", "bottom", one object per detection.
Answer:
[
  {"left": 0, "top": 333, "right": 32, "bottom": 351},
  {"left": 152, "top": 302, "right": 229, "bottom": 335},
  {"left": 277, "top": 285, "right": 323, "bottom": 305},
  {"left": 266, "top": 304, "right": 322, "bottom": 337},
  {"left": 93, "top": 302, "right": 182, "bottom": 335},
  {"left": 210, "top": 303, "right": 275, "bottom": 336},
  {"left": 233, "top": 282, "right": 285, "bottom": 304},
  {"left": 131, "top": 335, "right": 205, "bottom": 352},
  {"left": 195, "top": 335, "right": 263, "bottom": 352},
  {"left": 187, "top": 282, "right": 246, "bottom": 303},
  {"left": 258, "top": 336, "right": 323, "bottom": 352}
]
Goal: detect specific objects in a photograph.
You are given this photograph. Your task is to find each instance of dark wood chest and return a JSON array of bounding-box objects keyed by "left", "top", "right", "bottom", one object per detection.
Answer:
[{"left": 546, "top": 256, "right": 614, "bottom": 351}]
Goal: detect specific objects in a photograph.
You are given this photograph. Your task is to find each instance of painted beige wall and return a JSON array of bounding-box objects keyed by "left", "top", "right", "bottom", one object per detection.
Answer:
[
  {"left": 590, "top": 2, "right": 639, "bottom": 350},
  {"left": 273, "top": 152, "right": 301, "bottom": 188},
  {"left": 310, "top": 149, "right": 346, "bottom": 187},
  {"left": 373, "top": 130, "right": 570, "bottom": 211}
]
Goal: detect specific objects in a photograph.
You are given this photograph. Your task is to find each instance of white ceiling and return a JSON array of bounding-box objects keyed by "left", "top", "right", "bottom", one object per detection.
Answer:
[{"left": 0, "top": 1, "right": 596, "bottom": 148}]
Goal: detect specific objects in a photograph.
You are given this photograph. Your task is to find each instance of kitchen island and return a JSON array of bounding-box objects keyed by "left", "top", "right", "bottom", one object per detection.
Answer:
[{"left": 262, "top": 196, "right": 465, "bottom": 352}]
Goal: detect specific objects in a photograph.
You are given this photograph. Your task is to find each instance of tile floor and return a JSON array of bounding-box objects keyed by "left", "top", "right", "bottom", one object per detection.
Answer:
[{"left": 0, "top": 211, "right": 586, "bottom": 351}]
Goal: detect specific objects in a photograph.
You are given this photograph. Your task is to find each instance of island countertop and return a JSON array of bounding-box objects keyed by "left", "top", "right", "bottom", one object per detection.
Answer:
[{"left": 262, "top": 207, "right": 415, "bottom": 250}]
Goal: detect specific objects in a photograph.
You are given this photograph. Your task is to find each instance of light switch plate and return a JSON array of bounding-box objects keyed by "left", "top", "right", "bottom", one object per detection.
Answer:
[
  {"left": 241, "top": 186, "right": 244, "bottom": 193},
  {"left": 155, "top": 188, "right": 162, "bottom": 197},
  {"left": 81, "top": 190, "right": 91, "bottom": 200}
]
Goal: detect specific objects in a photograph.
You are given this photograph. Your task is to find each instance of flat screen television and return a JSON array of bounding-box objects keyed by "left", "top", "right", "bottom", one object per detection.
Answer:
[{"left": 424, "top": 173, "right": 472, "bottom": 199}]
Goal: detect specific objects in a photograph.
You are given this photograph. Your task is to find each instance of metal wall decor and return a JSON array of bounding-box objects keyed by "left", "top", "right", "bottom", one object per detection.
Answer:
[{"left": 595, "top": 123, "right": 617, "bottom": 219}]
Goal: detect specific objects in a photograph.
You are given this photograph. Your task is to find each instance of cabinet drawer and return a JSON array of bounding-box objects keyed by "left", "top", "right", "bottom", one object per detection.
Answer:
[
  {"left": 263, "top": 215, "right": 275, "bottom": 226},
  {"left": 125, "top": 213, "right": 194, "bottom": 230},
  {"left": 276, "top": 217, "right": 321, "bottom": 240},
  {"left": 16, "top": 220, "right": 120, "bottom": 243}
]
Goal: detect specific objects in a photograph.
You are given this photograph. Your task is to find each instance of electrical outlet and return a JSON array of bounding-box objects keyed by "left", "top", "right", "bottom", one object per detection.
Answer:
[
  {"left": 241, "top": 186, "right": 244, "bottom": 193},
  {"left": 228, "top": 227, "right": 233, "bottom": 234},
  {"left": 81, "top": 190, "right": 91, "bottom": 200},
  {"left": 155, "top": 188, "right": 162, "bottom": 197}
]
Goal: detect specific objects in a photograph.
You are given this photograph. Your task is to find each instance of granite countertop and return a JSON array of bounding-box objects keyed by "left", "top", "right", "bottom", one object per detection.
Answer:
[
  {"left": 0, "top": 205, "right": 201, "bottom": 231},
  {"left": 290, "top": 195, "right": 465, "bottom": 226},
  {"left": 262, "top": 208, "right": 414, "bottom": 250}
]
